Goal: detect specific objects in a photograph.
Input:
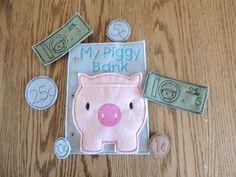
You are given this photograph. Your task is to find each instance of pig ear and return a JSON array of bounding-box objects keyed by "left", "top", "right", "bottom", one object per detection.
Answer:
[
  {"left": 78, "top": 73, "right": 91, "bottom": 85},
  {"left": 130, "top": 73, "right": 142, "bottom": 85}
]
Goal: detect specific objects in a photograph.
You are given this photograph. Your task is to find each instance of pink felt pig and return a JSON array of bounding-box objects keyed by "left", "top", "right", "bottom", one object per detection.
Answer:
[{"left": 72, "top": 73, "right": 147, "bottom": 153}]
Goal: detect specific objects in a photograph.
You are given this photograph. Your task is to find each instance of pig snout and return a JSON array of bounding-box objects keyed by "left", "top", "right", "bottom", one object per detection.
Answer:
[{"left": 98, "top": 103, "right": 121, "bottom": 126}]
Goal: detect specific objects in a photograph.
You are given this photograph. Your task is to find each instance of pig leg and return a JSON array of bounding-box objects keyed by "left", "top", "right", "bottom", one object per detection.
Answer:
[
  {"left": 81, "top": 134, "right": 103, "bottom": 152},
  {"left": 116, "top": 135, "right": 138, "bottom": 153}
]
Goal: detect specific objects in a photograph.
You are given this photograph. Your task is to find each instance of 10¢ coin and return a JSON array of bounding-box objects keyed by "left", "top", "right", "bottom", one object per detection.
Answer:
[{"left": 54, "top": 137, "right": 71, "bottom": 159}]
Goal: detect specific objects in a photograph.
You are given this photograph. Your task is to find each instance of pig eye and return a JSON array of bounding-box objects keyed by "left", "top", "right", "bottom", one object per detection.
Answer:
[
  {"left": 129, "top": 102, "right": 133, "bottom": 110},
  {"left": 86, "top": 103, "right": 90, "bottom": 110}
]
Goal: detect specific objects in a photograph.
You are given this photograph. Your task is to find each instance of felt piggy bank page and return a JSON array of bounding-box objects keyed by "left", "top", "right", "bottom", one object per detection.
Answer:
[
  {"left": 66, "top": 41, "right": 149, "bottom": 154},
  {"left": 73, "top": 73, "right": 147, "bottom": 153}
]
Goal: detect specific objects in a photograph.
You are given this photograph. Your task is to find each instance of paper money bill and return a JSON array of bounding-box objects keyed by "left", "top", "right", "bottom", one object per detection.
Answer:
[
  {"left": 32, "top": 13, "right": 93, "bottom": 65},
  {"left": 143, "top": 72, "right": 209, "bottom": 115}
]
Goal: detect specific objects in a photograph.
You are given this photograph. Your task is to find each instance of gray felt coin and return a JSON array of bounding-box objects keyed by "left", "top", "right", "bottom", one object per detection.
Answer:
[
  {"left": 54, "top": 137, "right": 71, "bottom": 159},
  {"left": 106, "top": 19, "right": 131, "bottom": 42},
  {"left": 25, "top": 76, "right": 58, "bottom": 110}
]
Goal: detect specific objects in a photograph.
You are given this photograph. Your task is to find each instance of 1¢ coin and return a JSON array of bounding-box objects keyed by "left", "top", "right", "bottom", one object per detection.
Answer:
[{"left": 148, "top": 134, "right": 170, "bottom": 158}]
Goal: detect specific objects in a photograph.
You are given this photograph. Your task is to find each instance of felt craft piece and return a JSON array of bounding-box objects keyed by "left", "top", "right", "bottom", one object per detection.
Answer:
[{"left": 72, "top": 72, "right": 147, "bottom": 153}]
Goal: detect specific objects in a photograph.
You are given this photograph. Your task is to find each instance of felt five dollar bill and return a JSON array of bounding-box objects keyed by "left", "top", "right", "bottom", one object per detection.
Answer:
[
  {"left": 32, "top": 13, "right": 93, "bottom": 65},
  {"left": 143, "top": 72, "right": 209, "bottom": 115}
]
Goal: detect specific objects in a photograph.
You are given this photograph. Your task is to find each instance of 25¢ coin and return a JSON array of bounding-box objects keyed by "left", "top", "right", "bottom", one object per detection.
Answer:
[{"left": 25, "top": 76, "right": 58, "bottom": 110}]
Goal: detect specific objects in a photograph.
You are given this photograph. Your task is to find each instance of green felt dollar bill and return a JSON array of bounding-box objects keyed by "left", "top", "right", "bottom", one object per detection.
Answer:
[
  {"left": 32, "top": 13, "right": 93, "bottom": 65},
  {"left": 143, "top": 72, "right": 209, "bottom": 115}
]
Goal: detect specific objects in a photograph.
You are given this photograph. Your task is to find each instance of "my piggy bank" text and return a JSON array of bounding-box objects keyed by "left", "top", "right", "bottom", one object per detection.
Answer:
[{"left": 78, "top": 46, "right": 142, "bottom": 73}]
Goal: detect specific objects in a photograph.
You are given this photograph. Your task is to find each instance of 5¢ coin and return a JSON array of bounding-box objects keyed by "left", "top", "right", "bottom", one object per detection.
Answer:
[{"left": 106, "top": 19, "right": 131, "bottom": 42}]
